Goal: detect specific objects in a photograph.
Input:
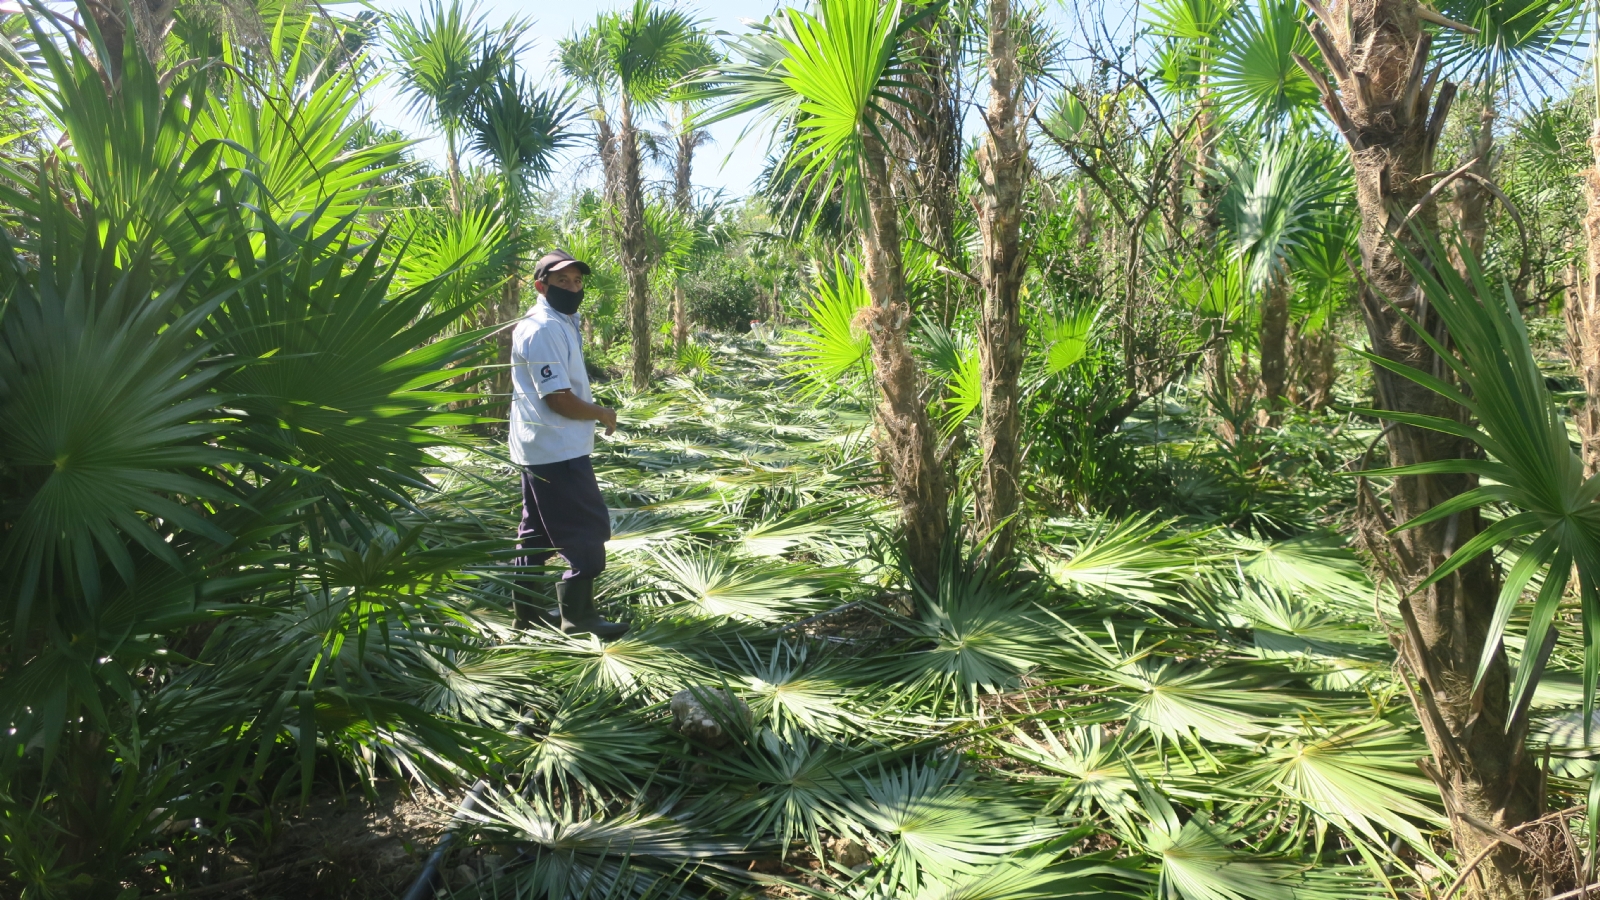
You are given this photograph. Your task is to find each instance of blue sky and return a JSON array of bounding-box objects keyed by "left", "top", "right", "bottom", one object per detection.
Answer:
[
  {"left": 366, "top": 0, "right": 787, "bottom": 199},
  {"left": 364, "top": 0, "right": 1134, "bottom": 199}
]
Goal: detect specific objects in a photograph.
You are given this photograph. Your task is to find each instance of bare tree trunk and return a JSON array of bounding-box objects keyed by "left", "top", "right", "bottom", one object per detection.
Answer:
[
  {"left": 673, "top": 281, "right": 689, "bottom": 350},
  {"left": 617, "top": 96, "right": 652, "bottom": 391},
  {"left": 490, "top": 270, "right": 521, "bottom": 420},
  {"left": 1450, "top": 104, "right": 1495, "bottom": 271},
  {"left": 1305, "top": 6, "right": 1539, "bottom": 896},
  {"left": 674, "top": 104, "right": 694, "bottom": 352},
  {"left": 1256, "top": 275, "right": 1289, "bottom": 422},
  {"left": 1194, "top": 90, "right": 1232, "bottom": 416},
  {"left": 974, "top": 0, "right": 1030, "bottom": 563},
  {"left": 860, "top": 133, "right": 948, "bottom": 592},
  {"left": 1568, "top": 122, "right": 1600, "bottom": 477}
]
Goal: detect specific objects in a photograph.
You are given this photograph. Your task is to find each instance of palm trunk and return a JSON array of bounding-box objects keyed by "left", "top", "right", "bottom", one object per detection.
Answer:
[
  {"left": 617, "top": 96, "right": 652, "bottom": 391},
  {"left": 596, "top": 114, "right": 620, "bottom": 207},
  {"left": 1256, "top": 274, "right": 1289, "bottom": 422},
  {"left": 445, "top": 130, "right": 464, "bottom": 214},
  {"left": 892, "top": 13, "right": 962, "bottom": 260},
  {"left": 887, "top": 10, "right": 962, "bottom": 325},
  {"left": 1568, "top": 121, "right": 1600, "bottom": 477},
  {"left": 974, "top": 0, "right": 1030, "bottom": 563},
  {"left": 1305, "top": 6, "right": 1539, "bottom": 896},
  {"left": 860, "top": 132, "right": 948, "bottom": 592},
  {"left": 1288, "top": 320, "right": 1338, "bottom": 411},
  {"left": 88, "top": 0, "right": 176, "bottom": 81}
]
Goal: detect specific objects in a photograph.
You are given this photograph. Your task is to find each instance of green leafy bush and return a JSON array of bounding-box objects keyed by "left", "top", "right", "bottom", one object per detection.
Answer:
[{"left": 683, "top": 255, "right": 760, "bottom": 331}]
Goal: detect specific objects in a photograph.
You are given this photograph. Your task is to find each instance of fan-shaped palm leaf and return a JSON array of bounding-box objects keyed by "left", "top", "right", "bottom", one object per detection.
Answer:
[
  {"left": 887, "top": 561, "right": 1061, "bottom": 712},
  {"left": 465, "top": 67, "right": 579, "bottom": 200},
  {"left": 695, "top": 0, "right": 915, "bottom": 219},
  {"left": 1041, "top": 515, "right": 1208, "bottom": 606},
  {"left": 647, "top": 547, "right": 841, "bottom": 622},
  {"left": 785, "top": 260, "right": 874, "bottom": 395},
  {"left": 386, "top": 0, "right": 515, "bottom": 137},
  {"left": 995, "top": 723, "right": 1151, "bottom": 830},
  {"left": 844, "top": 761, "right": 1056, "bottom": 896},
  {"left": 1210, "top": 0, "right": 1319, "bottom": 123},
  {"left": 467, "top": 788, "right": 756, "bottom": 900},
  {"left": 198, "top": 24, "right": 408, "bottom": 223},
  {"left": 1234, "top": 720, "right": 1444, "bottom": 860},
  {"left": 1434, "top": 0, "right": 1588, "bottom": 99},
  {"left": 1219, "top": 133, "right": 1349, "bottom": 294},
  {"left": 602, "top": 0, "right": 704, "bottom": 109},
  {"left": 511, "top": 693, "right": 662, "bottom": 795}
]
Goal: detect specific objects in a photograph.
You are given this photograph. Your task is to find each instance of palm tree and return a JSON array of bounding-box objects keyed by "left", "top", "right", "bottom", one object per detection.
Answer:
[
  {"left": 387, "top": 0, "right": 519, "bottom": 212},
  {"left": 1146, "top": 0, "right": 1265, "bottom": 413},
  {"left": 1297, "top": 3, "right": 1544, "bottom": 893},
  {"left": 564, "top": 1, "right": 703, "bottom": 391},
  {"left": 1217, "top": 133, "right": 1347, "bottom": 418},
  {"left": 973, "top": 0, "right": 1032, "bottom": 563},
  {"left": 1147, "top": 0, "right": 1238, "bottom": 234},
  {"left": 464, "top": 63, "right": 579, "bottom": 414},
  {"left": 702, "top": 0, "right": 949, "bottom": 590},
  {"left": 669, "top": 102, "right": 702, "bottom": 350},
  {"left": 1196, "top": 0, "right": 1324, "bottom": 419},
  {"left": 668, "top": 37, "right": 718, "bottom": 351}
]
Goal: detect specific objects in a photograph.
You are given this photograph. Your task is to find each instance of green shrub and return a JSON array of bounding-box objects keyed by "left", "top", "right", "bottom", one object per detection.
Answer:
[{"left": 684, "top": 256, "right": 760, "bottom": 331}]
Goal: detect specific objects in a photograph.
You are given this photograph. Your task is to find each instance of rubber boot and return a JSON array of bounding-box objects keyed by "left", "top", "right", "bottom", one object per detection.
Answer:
[
  {"left": 515, "top": 599, "right": 562, "bottom": 629},
  {"left": 557, "top": 578, "right": 629, "bottom": 639},
  {"left": 512, "top": 573, "right": 560, "bottom": 629}
]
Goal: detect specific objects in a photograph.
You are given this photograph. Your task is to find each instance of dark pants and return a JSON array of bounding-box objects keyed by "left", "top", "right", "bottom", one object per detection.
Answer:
[{"left": 518, "top": 455, "right": 610, "bottom": 582}]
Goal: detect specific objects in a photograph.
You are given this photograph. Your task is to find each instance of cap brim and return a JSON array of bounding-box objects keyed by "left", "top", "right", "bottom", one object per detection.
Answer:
[{"left": 546, "top": 259, "right": 592, "bottom": 276}]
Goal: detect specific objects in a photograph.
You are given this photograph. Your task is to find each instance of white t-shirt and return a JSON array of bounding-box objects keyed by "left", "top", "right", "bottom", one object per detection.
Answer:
[{"left": 509, "top": 299, "right": 595, "bottom": 465}]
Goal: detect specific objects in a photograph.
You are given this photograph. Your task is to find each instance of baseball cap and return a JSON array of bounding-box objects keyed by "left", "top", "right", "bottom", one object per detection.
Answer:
[{"left": 534, "top": 249, "right": 592, "bottom": 282}]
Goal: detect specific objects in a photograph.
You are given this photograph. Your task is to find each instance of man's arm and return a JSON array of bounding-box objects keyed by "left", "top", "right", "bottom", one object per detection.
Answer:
[{"left": 545, "top": 389, "right": 617, "bottom": 435}]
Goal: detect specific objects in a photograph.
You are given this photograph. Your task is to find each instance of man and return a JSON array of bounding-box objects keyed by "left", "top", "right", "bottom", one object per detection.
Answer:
[{"left": 510, "top": 250, "right": 628, "bottom": 639}]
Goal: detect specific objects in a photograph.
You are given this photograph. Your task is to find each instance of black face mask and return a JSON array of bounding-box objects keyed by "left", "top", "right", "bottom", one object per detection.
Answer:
[{"left": 544, "top": 284, "right": 584, "bottom": 315}]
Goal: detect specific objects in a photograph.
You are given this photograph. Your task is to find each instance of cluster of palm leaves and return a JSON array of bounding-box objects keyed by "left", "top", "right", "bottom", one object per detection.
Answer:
[{"left": 0, "top": 7, "right": 531, "bottom": 893}]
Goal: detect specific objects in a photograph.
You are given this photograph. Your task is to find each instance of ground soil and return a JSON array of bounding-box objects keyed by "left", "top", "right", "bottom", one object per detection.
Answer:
[{"left": 167, "top": 781, "right": 452, "bottom": 900}]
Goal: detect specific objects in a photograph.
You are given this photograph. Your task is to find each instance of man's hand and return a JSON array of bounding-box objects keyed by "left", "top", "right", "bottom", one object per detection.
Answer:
[{"left": 545, "top": 388, "right": 618, "bottom": 435}]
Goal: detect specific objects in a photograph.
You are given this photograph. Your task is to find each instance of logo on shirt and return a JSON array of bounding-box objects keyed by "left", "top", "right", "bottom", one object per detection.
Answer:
[{"left": 539, "top": 364, "right": 554, "bottom": 380}]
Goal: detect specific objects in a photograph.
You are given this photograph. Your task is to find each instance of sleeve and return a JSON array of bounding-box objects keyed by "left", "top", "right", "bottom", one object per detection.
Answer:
[{"left": 518, "top": 322, "right": 573, "bottom": 398}]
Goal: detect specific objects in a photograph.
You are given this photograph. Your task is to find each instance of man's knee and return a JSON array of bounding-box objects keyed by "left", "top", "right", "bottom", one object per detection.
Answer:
[{"left": 562, "top": 542, "right": 607, "bottom": 580}]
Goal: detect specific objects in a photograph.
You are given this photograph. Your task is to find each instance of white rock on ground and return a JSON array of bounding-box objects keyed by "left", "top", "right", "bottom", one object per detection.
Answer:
[{"left": 670, "top": 688, "right": 749, "bottom": 748}]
